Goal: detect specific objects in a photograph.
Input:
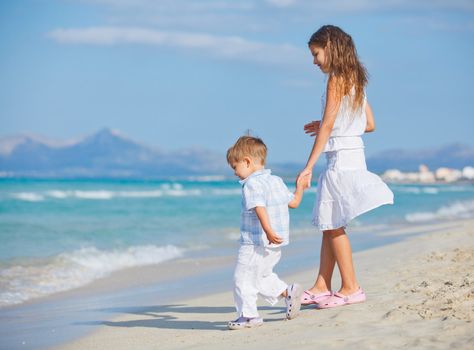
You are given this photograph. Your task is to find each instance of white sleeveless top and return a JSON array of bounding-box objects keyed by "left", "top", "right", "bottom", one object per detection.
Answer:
[{"left": 321, "top": 88, "right": 367, "bottom": 152}]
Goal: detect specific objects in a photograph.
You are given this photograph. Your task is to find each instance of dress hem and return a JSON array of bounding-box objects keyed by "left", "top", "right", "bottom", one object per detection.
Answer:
[{"left": 312, "top": 198, "right": 394, "bottom": 231}]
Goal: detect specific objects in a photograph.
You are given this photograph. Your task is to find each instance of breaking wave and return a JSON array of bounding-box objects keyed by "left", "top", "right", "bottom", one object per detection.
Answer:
[
  {"left": 0, "top": 244, "right": 183, "bottom": 307},
  {"left": 405, "top": 199, "right": 474, "bottom": 222}
]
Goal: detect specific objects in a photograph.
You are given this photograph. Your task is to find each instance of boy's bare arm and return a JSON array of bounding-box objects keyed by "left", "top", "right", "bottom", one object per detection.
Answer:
[
  {"left": 254, "top": 206, "right": 283, "bottom": 245},
  {"left": 289, "top": 174, "right": 310, "bottom": 208}
]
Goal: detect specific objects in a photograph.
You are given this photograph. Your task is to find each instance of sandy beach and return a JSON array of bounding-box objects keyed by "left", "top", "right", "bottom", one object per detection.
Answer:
[{"left": 50, "top": 219, "right": 474, "bottom": 350}]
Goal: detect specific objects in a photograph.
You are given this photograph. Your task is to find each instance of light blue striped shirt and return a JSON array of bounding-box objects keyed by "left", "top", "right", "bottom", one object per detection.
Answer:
[{"left": 239, "top": 169, "right": 294, "bottom": 247}]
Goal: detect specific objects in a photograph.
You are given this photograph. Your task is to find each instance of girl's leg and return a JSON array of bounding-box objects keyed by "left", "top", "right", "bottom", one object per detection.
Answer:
[
  {"left": 307, "top": 231, "right": 336, "bottom": 294},
  {"left": 327, "top": 227, "right": 359, "bottom": 295}
]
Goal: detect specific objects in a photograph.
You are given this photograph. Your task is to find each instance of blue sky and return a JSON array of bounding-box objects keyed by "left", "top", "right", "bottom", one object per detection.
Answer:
[{"left": 1, "top": 0, "right": 473, "bottom": 163}]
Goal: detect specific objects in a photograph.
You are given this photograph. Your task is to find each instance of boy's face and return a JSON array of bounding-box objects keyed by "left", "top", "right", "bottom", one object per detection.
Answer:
[
  {"left": 231, "top": 157, "right": 259, "bottom": 180},
  {"left": 309, "top": 44, "right": 329, "bottom": 73}
]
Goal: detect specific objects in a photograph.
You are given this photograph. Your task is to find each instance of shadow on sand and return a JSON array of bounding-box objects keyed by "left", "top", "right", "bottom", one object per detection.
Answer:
[{"left": 75, "top": 304, "right": 285, "bottom": 331}]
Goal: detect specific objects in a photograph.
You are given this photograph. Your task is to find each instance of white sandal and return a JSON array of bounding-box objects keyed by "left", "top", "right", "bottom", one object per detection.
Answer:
[
  {"left": 285, "top": 283, "right": 303, "bottom": 319},
  {"left": 228, "top": 316, "right": 263, "bottom": 330}
]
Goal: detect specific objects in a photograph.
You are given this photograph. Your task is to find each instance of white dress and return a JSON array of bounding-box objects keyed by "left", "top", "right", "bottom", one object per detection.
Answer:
[{"left": 312, "top": 90, "right": 394, "bottom": 230}]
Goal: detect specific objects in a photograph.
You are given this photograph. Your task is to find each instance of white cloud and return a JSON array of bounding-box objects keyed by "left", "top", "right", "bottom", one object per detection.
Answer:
[
  {"left": 70, "top": 0, "right": 474, "bottom": 36},
  {"left": 78, "top": 0, "right": 255, "bottom": 11},
  {"left": 78, "top": 0, "right": 474, "bottom": 12},
  {"left": 48, "top": 27, "right": 305, "bottom": 65},
  {"left": 300, "top": 0, "right": 474, "bottom": 12}
]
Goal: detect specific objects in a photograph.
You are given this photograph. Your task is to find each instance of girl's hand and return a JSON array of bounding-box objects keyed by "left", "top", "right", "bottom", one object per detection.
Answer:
[
  {"left": 297, "top": 168, "right": 313, "bottom": 188},
  {"left": 304, "top": 120, "right": 321, "bottom": 137}
]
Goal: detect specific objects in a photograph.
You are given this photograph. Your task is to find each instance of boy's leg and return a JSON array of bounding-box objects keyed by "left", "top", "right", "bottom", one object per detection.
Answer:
[
  {"left": 255, "top": 247, "right": 288, "bottom": 305},
  {"left": 255, "top": 247, "right": 303, "bottom": 319},
  {"left": 233, "top": 245, "right": 261, "bottom": 318}
]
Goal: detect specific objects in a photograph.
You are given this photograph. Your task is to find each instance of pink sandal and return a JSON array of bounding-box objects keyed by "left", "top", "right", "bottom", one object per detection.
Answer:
[
  {"left": 317, "top": 287, "right": 366, "bottom": 309},
  {"left": 300, "top": 290, "right": 332, "bottom": 305}
]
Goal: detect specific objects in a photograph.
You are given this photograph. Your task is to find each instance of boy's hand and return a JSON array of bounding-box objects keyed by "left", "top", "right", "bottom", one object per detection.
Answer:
[
  {"left": 255, "top": 206, "right": 283, "bottom": 245},
  {"left": 266, "top": 232, "right": 283, "bottom": 245}
]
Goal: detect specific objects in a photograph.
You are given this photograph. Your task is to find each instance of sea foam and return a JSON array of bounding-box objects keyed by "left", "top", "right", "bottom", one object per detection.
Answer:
[
  {"left": 0, "top": 244, "right": 183, "bottom": 307},
  {"left": 11, "top": 192, "right": 45, "bottom": 201},
  {"left": 405, "top": 199, "right": 474, "bottom": 223},
  {"left": 392, "top": 185, "right": 474, "bottom": 195},
  {"left": 9, "top": 183, "right": 204, "bottom": 201}
]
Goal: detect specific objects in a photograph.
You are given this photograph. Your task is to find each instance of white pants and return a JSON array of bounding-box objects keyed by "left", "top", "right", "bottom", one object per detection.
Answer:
[{"left": 233, "top": 245, "right": 288, "bottom": 318}]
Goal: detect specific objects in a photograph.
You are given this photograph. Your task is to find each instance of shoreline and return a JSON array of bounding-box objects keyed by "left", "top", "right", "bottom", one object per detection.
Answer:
[
  {"left": 1, "top": 219, "right": 452, "bottom": 312},
  {"left": 0, "top": 220, "right": 400, "bottom": 311},
  {"left": 50, "top": 218, "right": 473, "bottom": 350}
]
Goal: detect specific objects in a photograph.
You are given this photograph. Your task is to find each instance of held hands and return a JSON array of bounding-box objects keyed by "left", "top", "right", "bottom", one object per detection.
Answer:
[
  {"left": 296, "top": 172, "right": 311, "bottom": 190},
  {"left": 304, "top": 120, "right": 321, "bottom": 137},
  {"left": 300, "top": 119, "right": 321, "bottom": 187},
  {"left": 297, "top": 168, "right": 313, "bottom": 189}
]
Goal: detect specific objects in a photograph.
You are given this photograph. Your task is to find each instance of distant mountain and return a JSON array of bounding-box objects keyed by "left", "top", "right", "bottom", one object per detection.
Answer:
[
  {"left": 366, "top": 143, "right": 474, "bottom": 172},
  {"left": 0, "top": 133, "right": 78, "bottom": 155},
  {"left": 0, "top": 128, "right": 228, "bottom": 178},
  {"left": 0, "top": 130, "right": 472, "bottom": 178}
]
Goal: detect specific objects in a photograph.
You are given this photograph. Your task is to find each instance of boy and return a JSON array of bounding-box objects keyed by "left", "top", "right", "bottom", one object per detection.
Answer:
[{"left": 226, "top": 135, "right": 309, "bottom": 330}]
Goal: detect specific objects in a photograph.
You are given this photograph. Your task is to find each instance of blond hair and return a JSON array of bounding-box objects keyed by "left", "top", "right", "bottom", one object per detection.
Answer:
[
  {"left": 308, "top": 25, "right": 368, "bottom": 110},
  {"left": 226, "top": 136, "right": 267, "bottom": 165}
]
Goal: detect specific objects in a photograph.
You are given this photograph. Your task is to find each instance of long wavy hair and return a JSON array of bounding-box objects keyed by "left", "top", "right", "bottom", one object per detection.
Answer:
[{"left": 308, "top": 25, "right": 368, "bottom": 111}]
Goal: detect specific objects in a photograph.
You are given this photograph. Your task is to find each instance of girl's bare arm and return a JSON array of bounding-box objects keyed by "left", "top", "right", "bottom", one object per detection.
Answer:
[
  {"left": 299, "top": 77, "right": 341, "bottom": 177},
  {"left": 365, "top": 101, "right": 376, "bottom": 133}
]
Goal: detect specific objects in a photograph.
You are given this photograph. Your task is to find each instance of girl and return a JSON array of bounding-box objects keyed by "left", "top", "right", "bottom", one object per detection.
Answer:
[{"left": 297, "top": 25, "right": 393, "bottom": 308}]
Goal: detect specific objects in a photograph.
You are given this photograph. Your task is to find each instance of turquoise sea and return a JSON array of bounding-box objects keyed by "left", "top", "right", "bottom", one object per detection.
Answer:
[{"left": 1, "top": 177, "right": 474, "bottom": 308}]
